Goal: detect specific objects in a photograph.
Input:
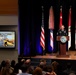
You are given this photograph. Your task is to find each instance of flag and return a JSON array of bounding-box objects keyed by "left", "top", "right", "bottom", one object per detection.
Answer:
[
  {"left": 50, "top": 30, "right": 54, "bottom": 50},
  {"left": 40, "top": 6, "right": 45, "bottom": 50},
  {"left": 68, "top": 7, "right": 71, "bottom": 50},
  {"left": 49, "top": 6, "right": 54, "bottom": 50},
  {"left": 49, "top": 6, "right": 54, "bottom": 29},
  {"left": 59, "top": 6, "right": 62, "bottom": 28}
]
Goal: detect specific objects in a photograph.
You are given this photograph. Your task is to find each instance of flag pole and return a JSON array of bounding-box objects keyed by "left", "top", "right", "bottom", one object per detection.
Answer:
[
  {"left": 40, "top": 6, "right": 46, "bottom": 55},
  {"left": 48, "top": 6, "right": 55, "bottom": 55},
  {"left": 68, "top": 6, "right": 71, "bottom": 50},
  {"left": 59, "top": 6, "right": 62, "bottom": 28},
  {"left": 43, "top": 47, "right": 46, "bottom": 55}
]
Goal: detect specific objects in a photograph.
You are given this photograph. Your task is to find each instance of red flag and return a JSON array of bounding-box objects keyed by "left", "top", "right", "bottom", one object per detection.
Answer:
[
  {"left": 49, "top": 6, "right": 54, "bottom": 50},
  {"left": 40, "top": 6, "right": 45, "bottom": 50},
  {"left": 59, "top": 6, "right": 62, "bottom": 28},
  {"left": 68, "top": 7, "right": 71, "bottom": 50}
]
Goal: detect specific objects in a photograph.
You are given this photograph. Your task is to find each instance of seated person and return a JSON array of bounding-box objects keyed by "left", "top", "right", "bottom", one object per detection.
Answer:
[{"left": 57, "top": 25, "right": 67, "bottom": 36}]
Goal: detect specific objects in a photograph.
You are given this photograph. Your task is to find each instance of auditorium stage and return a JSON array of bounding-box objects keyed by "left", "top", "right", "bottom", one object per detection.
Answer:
[
  {"left": 18, "top": 51, "right": 76, "bottom": 61},
  {"left": 24, "top": 51, "right": 76, "bottom": 60}
]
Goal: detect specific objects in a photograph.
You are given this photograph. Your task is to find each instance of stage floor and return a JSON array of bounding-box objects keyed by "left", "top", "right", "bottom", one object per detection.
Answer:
[{"left": 30, "top": 51, "right": 76, "bottom": 60}]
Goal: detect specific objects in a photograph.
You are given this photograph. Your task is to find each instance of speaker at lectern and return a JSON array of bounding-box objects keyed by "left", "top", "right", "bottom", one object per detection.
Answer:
[{"left": 56, "top": 25, "right": 69, "bottom": 57}]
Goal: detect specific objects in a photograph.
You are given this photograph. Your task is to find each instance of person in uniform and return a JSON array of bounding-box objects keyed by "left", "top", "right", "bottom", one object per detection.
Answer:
[
  {"left": 57, "top": 25, "right": 67, "bottom": 36},
  {"left": 57, "top": 25, "right": 68, "bottom": 54}
]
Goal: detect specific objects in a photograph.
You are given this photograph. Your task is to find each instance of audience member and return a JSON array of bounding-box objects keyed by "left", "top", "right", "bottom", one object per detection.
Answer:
[
  {"left": 25, "top": 59, "right": 34, "bottom": 74},
  {"left": 38, "top": 61, "right": 47, "bottom": 75},
  {"left": 11, "top": 60, "right": 16, "bottom": 69},
  {"left": 51, "top": 61, "right": 59, "bottom": 73},
  {"left": 46, "top": 65, "right": 57, "bottom": 75},
  {"left": 63, "top": 63, "right": 76, "bottom": 75},
  {"left": 33, "top": 67, "right": 42, "bottom": 75},
  {"left": 17, "top": 64, "right": 32, "bottom": 75},
  {"left": 1, "top": 59, "right": 14, "bottom": 75},
  {"left": 40, "top": 59, "right": 46, "bottom": 65}
]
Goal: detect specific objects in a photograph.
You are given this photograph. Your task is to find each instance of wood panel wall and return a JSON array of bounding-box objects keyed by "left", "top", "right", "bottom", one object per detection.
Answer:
[{"left": 0, "top": 0, "right": 18, "bottom": 15}]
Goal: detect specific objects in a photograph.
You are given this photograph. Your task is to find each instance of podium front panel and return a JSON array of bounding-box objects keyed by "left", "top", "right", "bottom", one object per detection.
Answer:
[{"left": 60, "top": 43, "right": 66, "bottom": 55}]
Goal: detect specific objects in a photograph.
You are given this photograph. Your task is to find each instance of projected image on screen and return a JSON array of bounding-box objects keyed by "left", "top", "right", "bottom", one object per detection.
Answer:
[{"left": 0, "top": 31, "right": 15, "bottom": 48}]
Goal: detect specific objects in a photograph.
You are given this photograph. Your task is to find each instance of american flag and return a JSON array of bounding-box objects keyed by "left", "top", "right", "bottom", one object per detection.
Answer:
[
  {"left": 59, "top": 6, "right": 62, "bottom": 28},
  {"left": 49, "top": 6, "right": 54, "bottom": 50},
  {"left": 68, "top": 7, "right": 71, "bottom": 50},
  {"left": 40, "top": 6, "right": 45, "bottom": 50}
]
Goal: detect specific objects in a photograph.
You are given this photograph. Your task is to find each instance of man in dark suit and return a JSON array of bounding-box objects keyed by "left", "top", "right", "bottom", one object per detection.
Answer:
[{"left": 57, "top": 25, "right": 67, "bottom": 36}]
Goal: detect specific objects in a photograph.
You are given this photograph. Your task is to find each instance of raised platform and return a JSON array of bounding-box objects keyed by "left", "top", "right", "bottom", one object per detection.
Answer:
[{"left": 18, "top": 51, "right": 76, "bottom": 60}]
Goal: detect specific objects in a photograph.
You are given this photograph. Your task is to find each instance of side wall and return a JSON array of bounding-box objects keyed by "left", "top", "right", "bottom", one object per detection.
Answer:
[{"left": 0, "top": 16, "right": 18, "bottom": 63}]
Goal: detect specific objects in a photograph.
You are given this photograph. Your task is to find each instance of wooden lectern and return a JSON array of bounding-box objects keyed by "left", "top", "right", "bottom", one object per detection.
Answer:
[{"left": 56, "top": 36, "right": 69, "bottom": 57}]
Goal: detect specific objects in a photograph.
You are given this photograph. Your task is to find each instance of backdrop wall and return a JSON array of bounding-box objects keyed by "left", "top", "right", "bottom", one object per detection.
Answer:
[{"left": 19, "top": 0, "right": 76, "bottom": 56}]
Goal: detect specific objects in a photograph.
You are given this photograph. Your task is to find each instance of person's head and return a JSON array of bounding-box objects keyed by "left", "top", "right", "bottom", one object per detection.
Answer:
[
  {"left": 67, "top": 63, "right": 72, "bottom": 69},
  {"left": 5, "top": 59, "right": 11, "bottom": 67},
  {"left": 40, "top": 59, "right": 46, "bottom": 65},
  {"left": 33, "top": 67, "right": 42, "bottom": 75},
  {"left": 21, "top": 64, "right": 29, "bottom": 73},
  {"left": 25, "top": 59, "right": 31, "bottom": 65},
  {"left": 11, "top": 60, "right": 16, "bottom": 67},
  {"left": 20, "top": 59, "right": 25, "bottom": 65},
  {"left": 60, "top": 25, "right": 65, "bottom": 30}
]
